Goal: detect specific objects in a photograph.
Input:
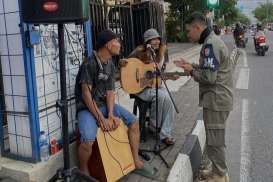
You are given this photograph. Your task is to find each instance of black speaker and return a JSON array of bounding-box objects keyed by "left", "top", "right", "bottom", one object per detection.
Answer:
[{"left": 21, "top": 0, "right": 90, "bottom": 23}]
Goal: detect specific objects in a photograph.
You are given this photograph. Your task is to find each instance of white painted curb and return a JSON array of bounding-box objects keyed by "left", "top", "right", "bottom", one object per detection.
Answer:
[{"left": 167, "top": 120, "right": 206, "bottom": 182}]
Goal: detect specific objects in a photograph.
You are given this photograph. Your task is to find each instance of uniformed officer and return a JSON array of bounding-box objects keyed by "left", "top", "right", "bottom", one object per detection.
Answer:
[{"left": 175, "top": 12, "right": 233, "bottom": 182}]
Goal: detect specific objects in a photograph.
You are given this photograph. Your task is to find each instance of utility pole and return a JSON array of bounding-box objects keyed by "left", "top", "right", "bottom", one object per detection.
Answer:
[
  {"left": 266, "top": 0, "right": 269, "bottom": 23},
  {"left": 206, "top": 0, "right": 219, "bottom": 27}
]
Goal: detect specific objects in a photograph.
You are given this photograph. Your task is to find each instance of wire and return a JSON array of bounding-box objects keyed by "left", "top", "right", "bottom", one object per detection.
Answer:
[
  {"left": 107, "top": 132, "right": 129, "bottom": 144},
  {"left": 103, "top": 132, "right": 125, "bottom": 176},
  {"left": 87, "top": 86, "right": 130, "bottom": 174},
  {"left": 76, "top": 25, "right": 84, "bottom": 51},
  {"left": 88, "top": 86, "right": 129, "bottom": 145},
  {"left": 64, "top": 25, "right": 80, "bottom": 66}
]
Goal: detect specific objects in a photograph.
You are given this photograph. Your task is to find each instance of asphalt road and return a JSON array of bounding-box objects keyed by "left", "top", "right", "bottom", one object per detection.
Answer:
[{"left": 222, "top": 31, "right": 273, "bottom": 182}]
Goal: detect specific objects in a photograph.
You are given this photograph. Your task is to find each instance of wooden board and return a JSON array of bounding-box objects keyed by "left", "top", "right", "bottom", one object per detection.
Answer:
[{"left": 96, "top": 122, "right": 136, "bottom": 182}]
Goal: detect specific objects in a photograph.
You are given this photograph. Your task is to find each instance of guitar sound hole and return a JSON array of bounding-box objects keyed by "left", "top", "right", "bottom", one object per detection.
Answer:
[{"left": 145, "top": 71, "right": 154, "bottom": 79}]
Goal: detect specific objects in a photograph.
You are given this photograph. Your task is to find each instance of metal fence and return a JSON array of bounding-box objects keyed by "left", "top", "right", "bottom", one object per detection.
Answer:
[
  {"left": 132, "top": 1, "right": 166, "bottom": 46},
  {"left": 89, "top": 0, "right": 166, "bottom": 66},
  {"left": 0, "top": 0, "right": 90, "bottom": 162}
]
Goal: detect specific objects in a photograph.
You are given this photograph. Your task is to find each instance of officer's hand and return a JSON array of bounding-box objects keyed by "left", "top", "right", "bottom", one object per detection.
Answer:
[
  {"left": 119, "top": 59, "right": 128, "bottom": 67},
  {"left": 181, "top": 63, "right": 193, "bottom": 73},
  {"left": 174, "top": 58, "right": 188, "bottom": 68}
]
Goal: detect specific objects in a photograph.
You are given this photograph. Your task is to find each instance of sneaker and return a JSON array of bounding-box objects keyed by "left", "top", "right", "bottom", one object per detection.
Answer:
[
  {"left": 199, "top": 162, "right": 213, "bottom": 177},
  {"left": 197, "top": 173, "right": 214, "bottom": 182}
]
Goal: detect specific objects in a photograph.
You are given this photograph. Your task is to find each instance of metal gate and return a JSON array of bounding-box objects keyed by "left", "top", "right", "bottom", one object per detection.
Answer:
[
  {"left": 132, "top": 1, "right": 166, "bottom": 46},
  {"left": 89, "top": 0, "right": 166, "bottom": 66}
]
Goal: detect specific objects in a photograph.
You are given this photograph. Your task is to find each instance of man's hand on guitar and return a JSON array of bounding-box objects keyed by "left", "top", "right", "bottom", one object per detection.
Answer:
[
  {"left": 98, "top": 117, "right": 115, "bottom": 132},
  {"left": 119, "top": 59, "right": 128, "bottom": 68},
  {"left": 109, "top": 115, "right": 121, "bottom": 130}
]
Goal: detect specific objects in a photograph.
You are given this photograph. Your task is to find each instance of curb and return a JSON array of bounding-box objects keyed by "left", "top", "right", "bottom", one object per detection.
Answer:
[{"left": 167, "top": 120, "right": 206, "bottom": 182}]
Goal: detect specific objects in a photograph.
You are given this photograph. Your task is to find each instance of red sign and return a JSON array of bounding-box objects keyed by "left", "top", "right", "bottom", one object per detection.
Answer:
[{"left": 43, "top": 1, "right": 58, "bottom": 12}]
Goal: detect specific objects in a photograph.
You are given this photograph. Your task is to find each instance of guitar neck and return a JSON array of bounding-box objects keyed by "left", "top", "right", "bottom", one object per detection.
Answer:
[{"left": 162, "top": 72, "right": 188, "bottom": 77}]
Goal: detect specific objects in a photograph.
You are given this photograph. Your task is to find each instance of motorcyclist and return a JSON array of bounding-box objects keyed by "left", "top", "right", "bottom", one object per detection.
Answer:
[
  {"left": 254, "top": 23, "right": 268, "bottom": 55},
  {"left": 254, "top": 23, "right": 265, "bottom": 40},
  {"left": 233, "top": 22, "right": 244, "bottom": 41},
  {"left": 213, "top": 24, "right": 221, "bottom": 35}
]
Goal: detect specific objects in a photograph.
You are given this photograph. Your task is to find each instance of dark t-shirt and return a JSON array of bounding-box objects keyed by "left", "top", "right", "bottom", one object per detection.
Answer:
[
  {"left": 233, "top": 26, "right": 244, "bottom": 38},
  {"left": 75, "top": 54, "right": 115, "bottom": 114}
]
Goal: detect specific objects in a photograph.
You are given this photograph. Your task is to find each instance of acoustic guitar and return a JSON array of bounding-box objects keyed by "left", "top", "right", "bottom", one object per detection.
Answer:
[{"left": 120, "top": 58, "right": 188, "bottom": 94}]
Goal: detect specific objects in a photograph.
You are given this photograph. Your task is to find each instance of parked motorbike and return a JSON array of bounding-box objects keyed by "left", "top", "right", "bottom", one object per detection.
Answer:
[
  {"left": 235, "top": 33, "right": 247, "bottom": 48},
  {"left": 254, "top": 35, "right": 269, "bottom": 56}
]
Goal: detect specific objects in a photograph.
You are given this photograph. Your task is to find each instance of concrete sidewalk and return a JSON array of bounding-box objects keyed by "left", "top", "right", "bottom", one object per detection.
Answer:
[
  {"left": 167, "top": 43, "right": 197, "bottom": 56},
  {"left": 0, "top": 43, "right": 201, "bottom": 182}
]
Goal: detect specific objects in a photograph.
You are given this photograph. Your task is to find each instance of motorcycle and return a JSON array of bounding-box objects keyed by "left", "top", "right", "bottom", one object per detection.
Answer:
[
  {"left": 254, "top": 35, "right": 269, "bottom": 56},
  {"left": 235, "top": 33, "right": 247, "bottom": 48}
]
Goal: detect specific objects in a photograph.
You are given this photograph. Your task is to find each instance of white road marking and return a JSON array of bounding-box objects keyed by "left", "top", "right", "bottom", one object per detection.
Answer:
[
  {"left": 240, "top": 99, "right": 251, "bottom": 182},
  {"left": 236, "top": 68, "right": 250, "bottom": 90},
  {"left": 242, "top": 50, "right": 248, "bottom": 67}
]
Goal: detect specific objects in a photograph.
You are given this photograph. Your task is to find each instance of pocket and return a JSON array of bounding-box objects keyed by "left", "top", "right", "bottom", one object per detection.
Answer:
[{"left": 206, "top": 129, "right": 225, "bottom": 146}]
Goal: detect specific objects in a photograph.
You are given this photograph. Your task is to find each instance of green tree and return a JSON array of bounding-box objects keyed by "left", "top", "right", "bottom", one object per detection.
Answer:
[
  {"left": 216, "top": 0, "right": 238, "bottom": 26},
  {"left": 165, "top": 0, "right": 238, "bottom": 42},
  {"left": 165, "top": 0, "right": 207, "bottom": 42},
  {"left": 236, "top": 12, "right": 251, "bottom": 26},
  {"left": 253, "top": 2, "right": 273, "bottom": 23}
]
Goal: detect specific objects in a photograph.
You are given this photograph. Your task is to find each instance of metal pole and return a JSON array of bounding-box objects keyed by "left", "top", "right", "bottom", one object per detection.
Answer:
[
  {"left": 58, "top": 24, "right": 70, "bottom": 180},
  {"left": 266, "top": 0, "right": 269, "bottom": 23}
]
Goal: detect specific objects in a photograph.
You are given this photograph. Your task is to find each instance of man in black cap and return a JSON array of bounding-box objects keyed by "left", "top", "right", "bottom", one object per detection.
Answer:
[{"left": 75, "top": 30, "right": 149, "bottom": 177}]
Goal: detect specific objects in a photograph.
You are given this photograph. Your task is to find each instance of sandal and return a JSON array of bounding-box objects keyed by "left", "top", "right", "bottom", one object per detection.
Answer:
[{"left": 161, "top": 137, "right": 176, "bottom": 145}]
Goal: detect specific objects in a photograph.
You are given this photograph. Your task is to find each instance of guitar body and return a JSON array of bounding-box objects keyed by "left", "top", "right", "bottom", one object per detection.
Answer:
[{"left": 120, "top": 58, "right": 160, "bottom": 94}]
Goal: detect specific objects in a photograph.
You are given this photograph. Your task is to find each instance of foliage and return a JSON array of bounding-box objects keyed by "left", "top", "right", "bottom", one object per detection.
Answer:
[
  {"left": 215, "top": 19, "right": 225, "bottom": 28},
  {"left": 164, "top": 0, "right": 205, "bottom": 42},
  {"left": 253, "top": 2, "right": 273, "bottom": 23},
  {"left": 216, "top": 0, "right": 238, "bottom": 26},
  {"left": 236, "top": 12, "right": 251, "bottom": 26},
  {"left": 165, "top": 0, "right": 238, "bottom": 42}
]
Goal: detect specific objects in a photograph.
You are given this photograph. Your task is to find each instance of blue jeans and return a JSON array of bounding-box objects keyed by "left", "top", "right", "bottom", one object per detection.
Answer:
[
  {"left": 78, "top": 104, "right": 137, "bottom": 142},
  {"left": 137, "top": 87, "right": 174, "bottom": 140}
]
